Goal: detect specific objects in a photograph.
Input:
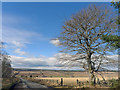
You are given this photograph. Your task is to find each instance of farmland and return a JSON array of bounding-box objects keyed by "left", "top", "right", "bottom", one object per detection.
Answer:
[
  {"left": 14, "top": 69, "right": 118, "bottom": 78},
  {"left": 13, "top": 69, "right": 119, "bottom": 88}
]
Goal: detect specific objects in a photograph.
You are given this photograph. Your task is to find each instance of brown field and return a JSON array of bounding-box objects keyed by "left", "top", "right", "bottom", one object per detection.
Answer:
[
  {"left": 35, "top": 76, "right": 118, "bottom": 82},
  {"left": 33, "top": 73, "right": 118, "bottom": 86},
  {"left": 15, "top": 70, "right": 118, "bottom": 78},
  {"left": 14, "top": 70, "right": 118, "bottom": 88},
  {"left": 25, "top": 76, "right": 118, "bottom": 88}
]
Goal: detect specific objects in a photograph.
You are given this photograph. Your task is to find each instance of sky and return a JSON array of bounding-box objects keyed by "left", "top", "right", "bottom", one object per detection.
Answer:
[{"left": 2, "top": 2, "right": 118, "bottom": 70}]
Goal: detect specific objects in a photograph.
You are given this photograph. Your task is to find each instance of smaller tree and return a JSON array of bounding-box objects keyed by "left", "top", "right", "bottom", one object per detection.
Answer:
[
  {"left": 0, "top": 42, "right": 12, "bottom": 78},
  {"left": 102, "top": 35, "right": 120, "bottom": 49},
  {"left": 102, "top": 1, "right": 120, "bottom": 49}
]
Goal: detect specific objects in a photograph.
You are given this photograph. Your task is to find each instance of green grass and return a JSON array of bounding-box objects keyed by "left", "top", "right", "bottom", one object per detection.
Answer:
[{"left": 108, "top": 79, "right": 120, "bottom": 88}]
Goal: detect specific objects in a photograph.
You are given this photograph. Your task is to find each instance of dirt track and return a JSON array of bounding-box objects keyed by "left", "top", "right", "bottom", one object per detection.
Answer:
[{"left": 10, "top": 78, "right": 53, "bottom": 90}]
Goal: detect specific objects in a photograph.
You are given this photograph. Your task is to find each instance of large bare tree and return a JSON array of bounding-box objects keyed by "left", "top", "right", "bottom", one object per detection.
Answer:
[{"left": 58, "top": 5, "right": 117, "bottom": 85}]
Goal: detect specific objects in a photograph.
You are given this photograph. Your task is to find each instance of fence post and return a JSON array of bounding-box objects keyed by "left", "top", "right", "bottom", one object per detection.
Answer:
[
  {"left": 79, "top": 81, "right": 81, "bottom": 86},
  {"left": 77, "top": 79, "right": 79, "bottom": 85},
  {"left": 82, "top": 82, "right": 84, "bottom": 87},
  {"left": 57, "top": 80, "right": 59, "bottom": 84},
  {"left": 61, "top": 78, "right": 63, "bottom": 86}
]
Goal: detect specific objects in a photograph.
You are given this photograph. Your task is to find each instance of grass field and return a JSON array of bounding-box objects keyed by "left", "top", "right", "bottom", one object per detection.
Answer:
[
  {"left": 32, "top": 76, "right": 118, "bottom": 87},
  {"left": 15, "top": 70, "right": 118, "bottom": 88},
  {"left": 26, "top": 77, "right": 119, "bottom": 88},
  {"left": 15, "top": 70, "right": 118, "bottom": 78}
]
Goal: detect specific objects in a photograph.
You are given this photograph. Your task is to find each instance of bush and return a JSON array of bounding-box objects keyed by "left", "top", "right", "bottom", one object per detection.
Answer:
[{"left": 108, "top": 79, "right": 119, "bottom": 88}]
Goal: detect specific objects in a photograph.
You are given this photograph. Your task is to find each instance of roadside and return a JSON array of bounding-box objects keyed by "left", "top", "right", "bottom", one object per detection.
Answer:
[
  {"left": 2, "top": 77, "right": 20, "bottom": 90},
  {"left": 9, "top": 78, "right": 53, "bottom": 90}
]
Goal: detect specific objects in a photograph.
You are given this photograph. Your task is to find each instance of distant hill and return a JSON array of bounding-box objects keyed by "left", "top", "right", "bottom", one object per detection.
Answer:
[
  {"left": 13, "top": 68, "right": 118, "bottom": 72},
  {"left": 13, "top": 68, "right": 84, "bottom": 72}
]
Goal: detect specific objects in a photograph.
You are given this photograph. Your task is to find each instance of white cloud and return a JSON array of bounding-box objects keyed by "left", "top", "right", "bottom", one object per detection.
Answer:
[
  {"left": 11, "top": 55, "right": 58, "bottom": 68},
  {"left": 3, "top": 27, "right": 47, "bottom": 47},
  {"left": 14, "top": 49, "right": 26, "bottom": 56},
  {"left": 2, "top": 14, "right": 50, "bottom": 56},
  {"left": 12, "top": 41, "right": 24, "bottom": 47},
  {"left": 10, "top": 53, "right": 119, "bottom": 70},
  {"left": 2, "top": 14, "right": 48, "bottom": 46},
  {"left": 54, "top": 53, "right": 119, "bottom": 70},
  {"left": 106, "top": 55, "right": 119, "bottom": 60},
  {"left": 2, "top": 26, "right": 49, "bottom": 56},
  {"left": 50, "top": 38, "right": 60, "bottom": 46},
  {"left": 10, "top": 55, "right": 83, "bottom": 70}
]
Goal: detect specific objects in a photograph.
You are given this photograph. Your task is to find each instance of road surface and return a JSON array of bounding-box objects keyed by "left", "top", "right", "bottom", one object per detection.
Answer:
[{"left": 11, "top": 78, "right": 53, "bottom": 90}]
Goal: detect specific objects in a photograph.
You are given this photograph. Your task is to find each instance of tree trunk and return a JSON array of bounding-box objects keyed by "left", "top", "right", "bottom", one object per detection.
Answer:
[
  {"left": 88, "top": 61, "right": 93, "bottom": 86},
  {"left": 87, "top": 53, "right": 95, "bottom": 86},
  {"left": 88, "top": 64, "right": 96, "bottom": 86}
]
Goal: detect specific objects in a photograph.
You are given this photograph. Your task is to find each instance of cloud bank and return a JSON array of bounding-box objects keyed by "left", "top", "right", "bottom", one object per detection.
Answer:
[{"left": 11, "top": 53, "right": 119, "bottom": 70}]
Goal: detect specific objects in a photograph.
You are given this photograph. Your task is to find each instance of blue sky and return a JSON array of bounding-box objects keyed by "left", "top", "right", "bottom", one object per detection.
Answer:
[
  {"left": 2, "top": 2, "right": 118, "bottom": 70},
  {"left": 2, "top": 2, "right": 112, "bottom": 57}
]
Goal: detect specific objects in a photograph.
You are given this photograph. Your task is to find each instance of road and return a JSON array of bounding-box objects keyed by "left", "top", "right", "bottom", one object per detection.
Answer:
[{"left": 11, "top": 78, "right": 53, "bottom": 90}]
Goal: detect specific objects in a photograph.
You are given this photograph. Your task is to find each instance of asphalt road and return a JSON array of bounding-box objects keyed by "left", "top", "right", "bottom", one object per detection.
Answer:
[{"left": 10, "top": 78, "right": 53, "bottom": 90}]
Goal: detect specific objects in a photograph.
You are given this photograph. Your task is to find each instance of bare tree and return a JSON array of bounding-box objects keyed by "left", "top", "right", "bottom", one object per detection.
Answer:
[{"left": 58, "top": 5, "right": 117, "bottom": 85}]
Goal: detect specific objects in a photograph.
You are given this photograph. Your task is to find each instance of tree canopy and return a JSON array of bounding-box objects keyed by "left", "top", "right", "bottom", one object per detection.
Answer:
[
  {"left": 59, "top": 5, "right": 117, "bottom": 55},
  {"left": 58, "top": 5, "right": 117, "bottom": 85}
]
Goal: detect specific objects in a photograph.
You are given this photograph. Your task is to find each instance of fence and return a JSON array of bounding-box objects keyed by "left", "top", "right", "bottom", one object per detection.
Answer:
[
  {"left": 36, "top": 78, "right": 88, "bottom": 87},
  {"left": 38, "top": 78, "right": 61, "bottom": 86},
  {"left": 26, "top": 76, "right": 113, "bottom": 88}
]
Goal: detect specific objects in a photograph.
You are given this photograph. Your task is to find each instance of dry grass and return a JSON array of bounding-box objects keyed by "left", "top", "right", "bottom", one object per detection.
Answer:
[
  {"left": 2, "top": 77, "right": 20, "bottom": 89},
  {"left": 25, "top": 76, "right": 118, "bottom": 88},
  {"left": 16, "top": 70, "right": 118, "bottom": 88},
  {"left": 33, "top": 76, "right": 118, "bottom": 85},
  {"left": 15, "top": 70, "right": 118, "bottom": 77}
]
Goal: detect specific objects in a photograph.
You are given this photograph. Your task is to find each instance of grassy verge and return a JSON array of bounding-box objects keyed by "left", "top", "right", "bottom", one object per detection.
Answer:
[
  {"left": 107, "top": 79, "right": 120, "bottom": 88},
  {"left": 24, "top": 77, "right": 120, "bottom": 89},
  {"left": 2, "top": 77, "right": 20, "bottom": 90}
]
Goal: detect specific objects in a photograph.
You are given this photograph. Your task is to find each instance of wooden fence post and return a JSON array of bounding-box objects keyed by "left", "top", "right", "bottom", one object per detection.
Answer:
[
  {"left": 61, "top": 78, "right": 63, "bottom": 86},
  {"left": 79, "top": 81, "right": 81, "bottom": 86},
  {"left": 57, "top": 80, "right": 59, "bottom": 84},
  {"left": 77, "top": 79, "right": 79, "bottom": 85}
]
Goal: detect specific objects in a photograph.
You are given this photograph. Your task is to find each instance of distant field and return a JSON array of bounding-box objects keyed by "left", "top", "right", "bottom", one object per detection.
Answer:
[
  {"left": 35, "top": 76, "right": 118, "bottom": 81},
  {"left": 15, "top": 70, "right": 118, "bottom": 78},
  {"left": 14, "top": 70, "right": 118, "bottom": 88}
]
